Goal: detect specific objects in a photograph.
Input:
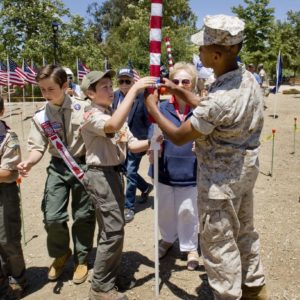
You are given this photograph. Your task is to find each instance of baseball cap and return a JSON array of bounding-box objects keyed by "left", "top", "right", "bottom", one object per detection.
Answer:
[
  {"left": 63, "top": 67, "right": 74, "bottom": 77},
  {"left": 117, "top": 68, "right": 134, "bottom": 78},
  {"left": 191, "top": 14, "right": 245, "bottom": 46},
  {"left": 81, "top": 70, "right": 115, "bottom": 94}
]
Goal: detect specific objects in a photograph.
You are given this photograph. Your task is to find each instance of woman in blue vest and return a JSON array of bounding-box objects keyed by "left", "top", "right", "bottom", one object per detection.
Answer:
[{"left": 149, "top": 62, "right": 199, "bottom": 270}]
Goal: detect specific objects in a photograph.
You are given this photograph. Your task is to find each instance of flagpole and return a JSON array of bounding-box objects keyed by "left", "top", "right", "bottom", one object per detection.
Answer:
[
  {"left": 22, "top": 59, "right": 26, "bottom": 113},
  {"left": 7, "top": 56, "right": 11, "bottom": 124},
  {"left": 31, "top": 60, "right": 35, "bottom": 110},
  {"left": 149, "top": 0, "right": 163, "bottom": 296},
  {"left": 76, "top": 57, "right": 79, "bottom": 84}
]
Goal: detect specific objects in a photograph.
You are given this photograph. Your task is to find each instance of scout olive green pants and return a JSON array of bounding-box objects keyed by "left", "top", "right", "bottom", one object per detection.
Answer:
[
  {"left": 85, "top": 166, "right": 125, "bottom": 292},
  {"left": 0, "top": 182, "right": 26, "bottom": 280},
  {"left": 42, "top": 158, "right": 95, "bottom": 264}
]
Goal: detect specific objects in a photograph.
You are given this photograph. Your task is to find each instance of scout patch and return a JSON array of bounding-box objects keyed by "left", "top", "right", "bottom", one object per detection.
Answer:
[
  {"left": 73, "top": 103, "right": 81, "bottom": 111},
  {"left": 51, "top": 121, "right": 62, "bottom": 132}
]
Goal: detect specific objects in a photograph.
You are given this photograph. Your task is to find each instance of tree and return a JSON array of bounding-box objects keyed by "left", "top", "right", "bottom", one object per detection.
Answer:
[
  {"left": 87, "top": 0, "right": 198, "bottom": 74},
  {"left": 232, "top": 0, "right": 275, "bottom": 66},
  {"left": 0, "top": 0, "right": 69, "bottom": 62},
  {"left": 0, "top": 0, "right": 106, "bottom": 75}
]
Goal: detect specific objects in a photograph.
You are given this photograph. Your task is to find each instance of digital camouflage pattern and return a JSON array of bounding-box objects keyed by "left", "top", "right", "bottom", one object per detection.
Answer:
[
  {"left": 191, "top": 14, "right": 245, "bottom": 46},
  {"left": 190, "top": 65, "right": 266, "bottom": 299}
]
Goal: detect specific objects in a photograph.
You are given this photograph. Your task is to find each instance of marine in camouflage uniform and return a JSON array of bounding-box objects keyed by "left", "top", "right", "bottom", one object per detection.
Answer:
[
  {"left": 145, "top": 14, "right": 268, "bottom": 300},
  {"left": 0, "top": 117, "right": 26, "bottom": 298}
]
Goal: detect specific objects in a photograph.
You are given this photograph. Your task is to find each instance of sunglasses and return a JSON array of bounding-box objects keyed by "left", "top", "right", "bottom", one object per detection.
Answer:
[
  {"left": 172, "top": 79, "right": 191, "bottom": 86},
  {"left": 118, "top": 79, "right": 132, "bottom": 85}
]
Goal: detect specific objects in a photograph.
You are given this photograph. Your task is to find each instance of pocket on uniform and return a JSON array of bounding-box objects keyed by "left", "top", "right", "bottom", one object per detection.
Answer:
[
  {"left": 201, "top": 208, "right": 234, "bottom": 243},
  {"left": 97, "top": 201, "right": 124, "bottom": 233}
]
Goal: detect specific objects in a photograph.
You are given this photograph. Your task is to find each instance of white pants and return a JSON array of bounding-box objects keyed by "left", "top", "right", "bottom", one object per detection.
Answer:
[{"left": 157, "top": 182, "right": 199, "bottom": 252}]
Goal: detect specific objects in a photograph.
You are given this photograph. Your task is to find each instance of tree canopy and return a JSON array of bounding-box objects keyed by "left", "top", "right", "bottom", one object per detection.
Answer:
[{"left": 0, "top": 0, "right": 299, "bottom": 80}]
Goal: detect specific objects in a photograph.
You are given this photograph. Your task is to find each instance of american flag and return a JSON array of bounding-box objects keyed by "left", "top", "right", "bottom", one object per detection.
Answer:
[
  {"left": 77, "top": 60, "right": 90, "bottom": 80},
  {"left": 23, "top": 61, "right": 37, "bottom": 85},
  {"left": 0, "top": 61, "right": 8, "bottom": 86},
  {"left": 8, "top": 58, "right": 25, "bottom": 86},
  {"left": 127, "top": 60, "right": 141, "bottom": 82},
  {"left": 132, "top": 69, "right": 141, "bottom": 82}
]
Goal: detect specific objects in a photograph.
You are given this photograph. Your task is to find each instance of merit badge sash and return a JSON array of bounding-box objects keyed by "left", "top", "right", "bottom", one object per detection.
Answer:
[{"left": 35, "top": 110, "right": 85, "bottom": 184}]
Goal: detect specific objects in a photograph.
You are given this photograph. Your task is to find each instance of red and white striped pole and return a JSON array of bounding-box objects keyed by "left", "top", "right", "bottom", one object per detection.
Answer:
[
  {"left": 149, "top": 0, "right": 163, "bottom": 81},
  {"left": 165, "top": 36, "right": 174, "bottom": 70},
  {"left": 149, "top": 0, "right": 163, "bottom": 296}
]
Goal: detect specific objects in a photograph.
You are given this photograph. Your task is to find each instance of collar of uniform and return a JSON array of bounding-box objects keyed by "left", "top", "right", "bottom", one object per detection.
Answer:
[
  {"left": 47, "top": 95, "right": 72, "bottom": 113},
  {"left": 91, "top": 102, "right": 112, "bottom": 115},
  {"left": 211, "top": 65, "right": 244, "bottom": 88}
]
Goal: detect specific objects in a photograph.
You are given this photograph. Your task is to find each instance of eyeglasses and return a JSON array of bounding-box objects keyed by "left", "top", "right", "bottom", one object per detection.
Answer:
[
  {"left": 118, "top": 79, "right": 132, "bottom": 85},
  {"left": 172, "top": 79, "right": 191, "bottom": 86}
]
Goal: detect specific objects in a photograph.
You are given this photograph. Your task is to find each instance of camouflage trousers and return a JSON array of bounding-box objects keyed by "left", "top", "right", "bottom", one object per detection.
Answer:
[{"left": 198, "top": 166, "right": 265, "bottom": 300}]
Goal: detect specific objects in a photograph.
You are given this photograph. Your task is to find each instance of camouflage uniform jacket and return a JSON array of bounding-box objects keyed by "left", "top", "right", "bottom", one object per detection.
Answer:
[{"left": 190, "top": 66, "right": 264, "bottom": 199}]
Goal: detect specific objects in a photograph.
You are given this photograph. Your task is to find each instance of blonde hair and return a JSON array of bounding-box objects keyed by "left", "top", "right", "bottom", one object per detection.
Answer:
[{"left": 169, "top": 62, "right": 198, "bottom": 90}]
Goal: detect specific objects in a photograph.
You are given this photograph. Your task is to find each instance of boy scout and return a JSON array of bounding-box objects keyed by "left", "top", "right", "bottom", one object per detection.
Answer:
[
  {"left": 80, "top": 71, "right": 154, "bottom": 300},
  {"left": 0, "top": 97, "right": 27, "bottom": 299},
  {"left": 17, "top": 65, "right": 95, "bottom": 284},
  {"left": 145, "top": 15, "right": 268, "bottom": 300}
]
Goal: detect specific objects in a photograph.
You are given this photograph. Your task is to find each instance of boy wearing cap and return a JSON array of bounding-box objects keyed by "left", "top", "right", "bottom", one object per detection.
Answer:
[
  {"left": 18, "top": 65, "right": 95, "bottom": 285},
  {"left": 80, "top": 71, "right": 155, "bottom": 300},
  {"left": 113, "top": 67, "right": 152, "bottom": 223},
  {"left": 145, "top": 14, "right": 267, "bottom": 300}
]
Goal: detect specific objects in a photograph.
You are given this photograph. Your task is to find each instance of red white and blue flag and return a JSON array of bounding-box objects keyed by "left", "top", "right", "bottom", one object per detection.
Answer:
[
  {"left": 8, "top": 58, "right": 25, "bottom": 86},
  {"left": 23, "top": 61, "right": 37, "bottom": 85},
  {"left": 0, "top": 62, "right": 8, "bottom": 86},
  {"left": 77, "top": 60, "right": 90, "bottom": 80}
]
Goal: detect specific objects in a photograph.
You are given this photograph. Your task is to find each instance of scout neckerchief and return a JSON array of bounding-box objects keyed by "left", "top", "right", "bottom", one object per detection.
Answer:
[
  {"left": 35, "top": 109, "right": 85, "bottom": 184},
  {"left": 169, "top": 95, "right": 190, "bottom": 122}
]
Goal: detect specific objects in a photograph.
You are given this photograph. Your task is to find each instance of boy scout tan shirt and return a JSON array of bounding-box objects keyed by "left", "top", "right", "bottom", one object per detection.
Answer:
[
  {"left": 81, "top": 103, "right": 137, "bottom": 166},
  {"left": 0, "top": 121, "right": 21, "bottom": 182},
  {"left": 190, "top": 66, "right": 264, "bottom": 199},
  {"left": 28, "top": 95, "right": 87, "bottom": 158}
]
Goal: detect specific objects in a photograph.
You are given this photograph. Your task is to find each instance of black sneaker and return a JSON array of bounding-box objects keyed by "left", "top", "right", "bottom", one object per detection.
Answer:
[
  {"left": 124, "top": 208, "right": 134, "bottom": 223},
  {"left": 139, "top": 184, "right": 153, "bottom": 204}
]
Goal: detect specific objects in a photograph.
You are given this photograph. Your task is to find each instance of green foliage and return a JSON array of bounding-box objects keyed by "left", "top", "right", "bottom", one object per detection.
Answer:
[
  {"left": 87, "top": 0, "right": 197, "bottom": 74},
  {"left": 232, "top": 0, "right": 300, "bottom": 79},
  {"left": 0, "top": 0, "right": 299, "bottom": 83}
]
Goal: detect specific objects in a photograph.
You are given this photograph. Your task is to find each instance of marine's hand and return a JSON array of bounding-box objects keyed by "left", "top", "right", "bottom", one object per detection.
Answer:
[
  {"left": 159, "top": 77, "right": 178, "bottom": 93},
  {"left": 144, "top": 93, "right": 159, "bottom": 114}
]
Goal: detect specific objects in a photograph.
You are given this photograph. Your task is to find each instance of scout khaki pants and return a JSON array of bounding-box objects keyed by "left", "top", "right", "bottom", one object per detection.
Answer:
[{"left": 85, "top": 166, "right": 125, "bottom": 292}]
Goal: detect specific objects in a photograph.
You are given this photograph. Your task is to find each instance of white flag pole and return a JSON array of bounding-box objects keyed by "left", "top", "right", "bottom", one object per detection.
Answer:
[
  {"left": 76, "top": 57, "right": 79, "bottom": 84},
  {"left": 7, "top": 56, "right": 12, "bottom": 124},
  {"left": 22, "top": 59, "right": 26, "bottom": 113},
  {"left": 31, "top": 60, "right": 35, "bottom": 109}
]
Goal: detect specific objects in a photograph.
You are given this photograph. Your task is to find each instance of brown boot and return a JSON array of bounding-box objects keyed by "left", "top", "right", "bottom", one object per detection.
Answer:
[
  {"left": 48, "top": 249, "right": 72, "bottom": 281},
  {"left": 89, "top": 288, "right": 128, "bottom": 300},
  {"left": 242, "top": 284, "right": 268, "bottom": 300},
  {"left": 73, "top": 263, "right": 88, "bottom": 284}
]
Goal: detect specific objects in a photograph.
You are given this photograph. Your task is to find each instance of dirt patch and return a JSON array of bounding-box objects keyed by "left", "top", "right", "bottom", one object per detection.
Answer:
[{"left": 3, "top": 89, "right": 300, "bottom": 299}]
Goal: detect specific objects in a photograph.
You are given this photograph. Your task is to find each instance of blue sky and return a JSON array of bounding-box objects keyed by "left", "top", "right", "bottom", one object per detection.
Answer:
[{"left": 62, "top": 0, "right": 299, "bottom": 28}]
